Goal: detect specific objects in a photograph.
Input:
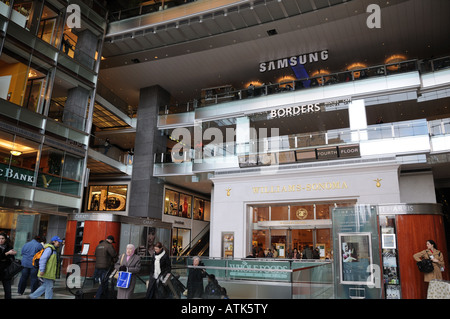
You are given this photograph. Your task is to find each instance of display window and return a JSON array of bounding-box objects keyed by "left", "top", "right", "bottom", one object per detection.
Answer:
[
  {"left": 164, "top": 188, "right": 210, "bottom": 221},
  {"left": 164, "top": 189, "right": 180, "bottom": 216},
  {"left": 87, "top": 184, "right": 128, "bottom": 211}
]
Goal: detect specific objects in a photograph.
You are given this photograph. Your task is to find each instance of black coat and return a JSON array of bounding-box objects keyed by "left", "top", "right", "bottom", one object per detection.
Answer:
[
  {"left": 187, "top": 267, "right": 206, "bottom": 298},
  {"left": 146, "top": 250, "right": 172, "bottom": 299},
  {"left": 0, "top": 244, "right": 14, "bottom": 280}
]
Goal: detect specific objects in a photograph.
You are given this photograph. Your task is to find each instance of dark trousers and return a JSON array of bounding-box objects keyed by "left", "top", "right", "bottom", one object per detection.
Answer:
[
  {"left": 18, "top": 267, "right": 39, "bottom": 295},
  {"left": 94, "top": 268, "right": 109, "bottom": 299},
  {"left": 1, "top": 279, "right": 12, "bottom": 299}
]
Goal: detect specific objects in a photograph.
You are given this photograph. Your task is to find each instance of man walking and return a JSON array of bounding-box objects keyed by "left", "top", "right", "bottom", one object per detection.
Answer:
[
  {"left": 29, "top": 236, "right": 62, "bottom": 299},
  {"left": 18, "top": 235, "right": 43, "bottom": 295},
  {"left": 94, "top": 235, "right": 117, "bottom": 299}
]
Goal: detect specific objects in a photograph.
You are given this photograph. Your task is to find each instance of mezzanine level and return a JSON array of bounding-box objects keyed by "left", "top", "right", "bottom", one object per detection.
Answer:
[
  {"left": 154, "top": 117, "right": 450, "bottom": 177},
  {"left": 157, "top": 57, "right": 450, "bottom": 129}
]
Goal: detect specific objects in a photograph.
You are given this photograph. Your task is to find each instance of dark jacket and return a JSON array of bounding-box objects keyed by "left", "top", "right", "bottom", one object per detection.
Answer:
[
  {"left": 95, "top": 240, "right": 117, "bottom": 269},
  {"left": 0, "top": 243, "right": 14, "bottom": 280},
  {"left": 187, "top": 267, "right": 206, "bottom": 298}
]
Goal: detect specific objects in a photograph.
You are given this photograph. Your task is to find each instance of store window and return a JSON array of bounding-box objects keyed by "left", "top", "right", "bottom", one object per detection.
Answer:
[
  {"left": 164, "top": 189, "right": 180, "bottom": 216},
  {"left": 179, "top": 194, "right": 192, "bottom": 218},
  {"left": 164, "top": 189, "right": 211, "bottom": 221},
  {"left": 193, "top": 197, "right": 211, "bottom": 221},
  {"left": 87, "top": 185, "right": 128, "bottom": 211},
  {"left": 249, "top": 202, "right": 353, "bottom": 258},
  {"left": 0, "top": 132, "right": 39, "bottom": 187}
]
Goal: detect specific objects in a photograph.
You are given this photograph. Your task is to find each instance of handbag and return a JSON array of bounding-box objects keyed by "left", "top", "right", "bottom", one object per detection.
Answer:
[
  {"left": 417, "top": 258, "right": 434, "bottom": 273},
  {"left": 110, "top": 254, "right": 125, "bottom": 280},
  {"left": 4, "top": 259, "right": 24, "bottom": 280},
  {"left": 116, "top": 271, "right": 131, "bottom": 289}
]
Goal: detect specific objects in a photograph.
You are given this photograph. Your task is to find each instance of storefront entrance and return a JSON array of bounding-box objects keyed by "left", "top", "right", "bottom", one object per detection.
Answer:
[{"left": 250, "top": 201, "right": 355, "bottom": 259}]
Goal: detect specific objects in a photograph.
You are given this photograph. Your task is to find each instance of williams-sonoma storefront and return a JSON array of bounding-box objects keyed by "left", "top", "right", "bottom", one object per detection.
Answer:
[{"left": 210, "top": 160, "right": 449, "bottom": 299}]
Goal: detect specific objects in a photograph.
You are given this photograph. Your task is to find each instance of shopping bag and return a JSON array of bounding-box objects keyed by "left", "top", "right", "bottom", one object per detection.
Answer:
[{"left": 116, "top": 271, "right": 131, "bottom": 288}]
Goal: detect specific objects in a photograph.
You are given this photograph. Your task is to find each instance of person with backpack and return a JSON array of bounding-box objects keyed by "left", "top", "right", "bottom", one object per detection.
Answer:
[
  {"left": 18, "top": 235, "right": 43, "bottom": 295},
  {"left": 29, "top": 236, "right": 62, "bottom": 299},
  {"left": 203, "top": 274, "right": 222, "bottom": 299}
]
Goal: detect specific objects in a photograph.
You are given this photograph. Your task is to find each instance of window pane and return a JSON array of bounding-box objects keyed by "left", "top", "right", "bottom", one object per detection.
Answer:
[
  {"left": 87, "top": 185, "right": 107, "bottom": 211},
  {"left": 0, "top": 133, "right": 39, "bottom": 186},
  {"left": 271, "top": 205, "right": 288, "bottom": 221},
  {"left": 179, "top": 193, "right": 192, "bottom": 218},
  {"left": 164, "top": 189, "right": 179, "bottom": 216},
  {"left": 290, "top": 205, "right": 314, "bottom": 220},
  {"left": 106, "top": 185, "right": 127, "bottom": 211}
]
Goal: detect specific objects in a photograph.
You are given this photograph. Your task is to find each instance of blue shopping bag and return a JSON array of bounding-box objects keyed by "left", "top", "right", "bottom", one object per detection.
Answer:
[{"left": 116, "top": 271, "right": 131, "bottom": 289}]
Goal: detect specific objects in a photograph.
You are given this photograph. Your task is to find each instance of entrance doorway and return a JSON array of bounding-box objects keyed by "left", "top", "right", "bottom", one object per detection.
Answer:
[{"left": 249, "top": 201, "right": 355, "bottom": 259}]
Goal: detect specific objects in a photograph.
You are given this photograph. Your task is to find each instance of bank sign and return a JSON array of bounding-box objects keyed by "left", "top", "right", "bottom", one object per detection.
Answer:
[{"left": 0, "top": 164, "right": 35, "bottom": 185}]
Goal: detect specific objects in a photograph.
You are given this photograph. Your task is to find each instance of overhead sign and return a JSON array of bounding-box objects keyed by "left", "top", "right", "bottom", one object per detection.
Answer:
[{"left": 259, "top": 50, "right": 329, "bottom": 73}]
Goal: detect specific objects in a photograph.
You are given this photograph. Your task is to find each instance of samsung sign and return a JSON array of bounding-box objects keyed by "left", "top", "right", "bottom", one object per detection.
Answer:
[{"left": 259, "top": 50, "right": 329, "bottom": 73}]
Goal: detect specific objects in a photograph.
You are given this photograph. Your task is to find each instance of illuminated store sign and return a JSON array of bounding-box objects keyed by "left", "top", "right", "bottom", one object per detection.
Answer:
[
  {"left": 259, "top": 50, "right": 329, "bottom": 73},
  {"left": 270, "top": 103, "right": 320, "bottom": 119},
  {"left": 269, "top": 98, "right": 351, "bottom": 119}
]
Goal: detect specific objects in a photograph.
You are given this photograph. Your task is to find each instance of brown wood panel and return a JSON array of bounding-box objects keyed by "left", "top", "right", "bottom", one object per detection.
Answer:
[{"left": 397, "top": 214, "right": 449, "bottom": 299}]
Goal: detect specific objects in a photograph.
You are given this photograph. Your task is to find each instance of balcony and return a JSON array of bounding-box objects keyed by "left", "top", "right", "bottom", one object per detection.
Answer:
[
  {"left": 157, "top": 57, "right": 450, "bottom": 129},
  {"left": 154, "top": 118, "right": 450, "bottom": 176}
]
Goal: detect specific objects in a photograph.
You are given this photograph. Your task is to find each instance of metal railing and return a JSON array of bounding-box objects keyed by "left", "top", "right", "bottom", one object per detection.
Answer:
[{"left": 157, "top": 56, "right": 450, "bottom": 116}]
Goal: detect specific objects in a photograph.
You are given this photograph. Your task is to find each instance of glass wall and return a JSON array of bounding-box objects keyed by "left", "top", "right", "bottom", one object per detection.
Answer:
[{"left": 37, "top": 145, "right": 84, "bottom": 195}]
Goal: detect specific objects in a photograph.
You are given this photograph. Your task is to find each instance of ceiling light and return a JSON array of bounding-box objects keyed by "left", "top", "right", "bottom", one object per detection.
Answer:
[{"left": 10, "top": 150, "right": 22, "bottom": 156}]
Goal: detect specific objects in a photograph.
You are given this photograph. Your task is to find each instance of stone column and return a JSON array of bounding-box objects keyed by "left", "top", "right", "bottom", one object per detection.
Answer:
[
  {"left": 63, "top": 86, "right": 90, "bottom": 131},
  {"left": 74, "top": 29, "right": 98, "bottom": 69},
  {"left": 129, "top": 85, "right": 169, "bottom": 218}
]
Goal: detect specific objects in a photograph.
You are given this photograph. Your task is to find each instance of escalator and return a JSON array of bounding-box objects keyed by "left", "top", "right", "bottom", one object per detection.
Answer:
[{"left": 177, "top": 224, "right": 210, "bottom": 260}]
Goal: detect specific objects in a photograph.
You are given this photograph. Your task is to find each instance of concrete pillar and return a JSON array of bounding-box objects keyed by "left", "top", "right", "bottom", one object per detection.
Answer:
[
  {"left": 63, "top": 86, "right": 90, "bottom": 131},
  {"left": 129, "top": 85, "right": 169, "bottom": 218},
  {"left": 349, "top": 99, "right": 368, "bottom": 141},
  {"left": 74, "top": 29, "right": 98, "bottom": 69}
]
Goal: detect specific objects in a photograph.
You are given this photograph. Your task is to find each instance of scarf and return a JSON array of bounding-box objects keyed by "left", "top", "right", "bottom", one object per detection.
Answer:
[{"left": 153, "top": 250, "right": 165, "bottom": 279}]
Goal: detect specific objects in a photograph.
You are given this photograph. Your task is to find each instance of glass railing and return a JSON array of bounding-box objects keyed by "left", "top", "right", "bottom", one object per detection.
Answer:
[
  {"left": 109, "top": 0, "right": 199, "bottom": 21},
  {"left": 429, "top": 118, "right": 450, "bottom": 136},
  {"left": 89, "top": 135, "right": 134, "bottom": 166},
  {"left": 155, "top": 118, "right": 430, "bottom": 164},
  {"left": 57, "top": 255, "right": 333, "bottom": 299}
]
